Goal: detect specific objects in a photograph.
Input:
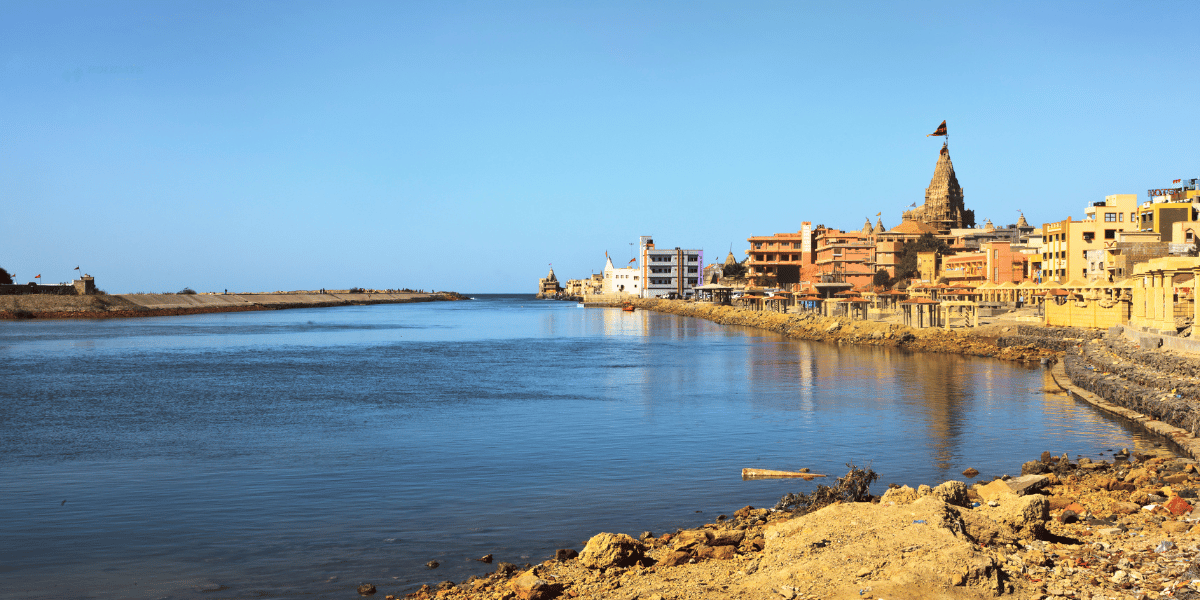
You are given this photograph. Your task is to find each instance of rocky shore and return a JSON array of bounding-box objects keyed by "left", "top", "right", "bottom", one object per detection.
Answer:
[{"left": 378, "top": 445, "right": 1200, "bottom": 600}]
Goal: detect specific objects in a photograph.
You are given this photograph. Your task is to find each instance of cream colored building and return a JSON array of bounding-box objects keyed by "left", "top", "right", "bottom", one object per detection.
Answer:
[
  {"left": 1130, "top": 256, "right": 1200, "bottom": 334},
  {"left": 602, "top": 257, "right": 642, "bottom": 296},
  {"left": 1041, "top": 194, "right": 1138, "bottom": 283}
]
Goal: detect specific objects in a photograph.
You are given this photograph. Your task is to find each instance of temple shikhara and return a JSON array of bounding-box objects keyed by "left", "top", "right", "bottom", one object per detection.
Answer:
[{"left": 902, "top": 143, "right": 975, "bottom": 233}]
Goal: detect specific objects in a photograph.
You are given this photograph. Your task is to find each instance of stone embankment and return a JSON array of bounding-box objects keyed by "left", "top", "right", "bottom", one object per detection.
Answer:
[
  {"left": 378, "top": 447, "right": 1200, "bottom": 600},
  {"left": 0, "top": 291, "right": 458, "bottom": 320},
  {"left": 628, "top": 299, "right": 1057, "bottom": 363}
]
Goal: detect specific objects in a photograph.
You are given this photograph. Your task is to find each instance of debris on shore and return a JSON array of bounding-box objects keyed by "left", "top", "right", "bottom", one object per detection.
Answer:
[{"left": 381, "top": 449, "right": 1200, "bottom": 600}]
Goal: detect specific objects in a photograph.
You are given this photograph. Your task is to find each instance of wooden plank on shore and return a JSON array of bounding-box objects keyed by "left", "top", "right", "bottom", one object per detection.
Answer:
[{"left": 741, "top": 468, "right": 827, "bottom": 481}]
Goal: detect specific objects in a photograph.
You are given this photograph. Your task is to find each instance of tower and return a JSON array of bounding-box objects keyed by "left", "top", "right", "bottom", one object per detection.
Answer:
[{"left": 902, "top": 143, "right": 975, "bottom": 232}]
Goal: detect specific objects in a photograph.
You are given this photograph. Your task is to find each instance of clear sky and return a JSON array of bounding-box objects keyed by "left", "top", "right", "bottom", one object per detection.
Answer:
[{"left": 2, "top": 1, "right": 1197, "bottom": 293}]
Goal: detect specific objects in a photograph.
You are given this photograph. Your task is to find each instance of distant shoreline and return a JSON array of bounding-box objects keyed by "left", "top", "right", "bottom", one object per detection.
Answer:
[{"left": 0, "top": 291, "right": 463, "bottom": 320}]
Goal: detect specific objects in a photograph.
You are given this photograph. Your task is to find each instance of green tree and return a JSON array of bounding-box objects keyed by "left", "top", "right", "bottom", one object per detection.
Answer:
[
  {"left": 872, "top": 269, "right": 892, "bottom": 289},
  {"left": 0, "top": 267, "right": 12, "bottom": 285},
  {"left": 893, "top": 233, "right": 951, "bottom": 281},
  {"left": 722, "top": 260, "right": 746, "bottom": 279}
]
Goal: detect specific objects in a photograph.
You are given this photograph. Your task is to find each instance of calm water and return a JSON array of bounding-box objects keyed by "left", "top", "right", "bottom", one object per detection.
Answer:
[{"left": 0, "top": 295, "right": 1161, "bottom": 598}]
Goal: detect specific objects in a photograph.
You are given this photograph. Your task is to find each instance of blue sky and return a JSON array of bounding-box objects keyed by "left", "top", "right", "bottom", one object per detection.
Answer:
[{"left": 2, "top": 1, "right": 1197, "bottom": 293}]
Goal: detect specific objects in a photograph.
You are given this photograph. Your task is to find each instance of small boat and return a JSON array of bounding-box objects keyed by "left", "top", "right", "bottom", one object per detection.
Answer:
[
  {"left": 621, "top": 302, "right": 635, "bottom": 312},
  {"left": 577, "top": 302, "right": 585, "bottom": 308}
]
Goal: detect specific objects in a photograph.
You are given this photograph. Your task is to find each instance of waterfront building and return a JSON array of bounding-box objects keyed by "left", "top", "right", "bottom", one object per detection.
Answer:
[
  {"left": 813, "top": 227, "right": 876, "bottom": 288},
  {"left": 949, "top": 213, "right": 1036, "bottom": 250},
  {"left": 941, "top": 241, "right": 1030, "bottom": 284},
  {"left": 745, "top": 221, "right": 816, "bottom": 288},
  {"left": 639, "top": 236, "right": 703, "bottom": 298},
  {"left": 1041, "top": 194, "right": 1139, "bottom": 283},
  {"left": 537, "top": 267, "right": 563, "bottom": 297},
  {"left": 601, "top": 256, "right": 642, "bottom": 296},
  {"left": 901, "top": 143, "right": 976, "bottom": 233},
  {"left": 1137, "top": 179, "right": 1200, "bottom": 243}
]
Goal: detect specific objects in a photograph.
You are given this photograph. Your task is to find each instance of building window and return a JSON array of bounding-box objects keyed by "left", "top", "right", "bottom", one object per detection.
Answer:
[
  {"left": 1104, "top": 229, "right": 1115, "bottom": 240},
  {"left": 1119, "top": 213, "right": 1124, "bottom": 222},
  {"left": 1105, "top": 213, "right": 1116, "bottom": 222},
  {"left": 1082, "top": 232, "right": 1094, "bottom": 242}
]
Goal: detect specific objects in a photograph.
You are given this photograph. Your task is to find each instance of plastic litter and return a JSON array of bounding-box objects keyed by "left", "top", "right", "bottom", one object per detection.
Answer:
[
  {"left": 913, "top": 520, "right": 926, "bottom": 524},
  {"left": 1156, "top": 540, "right": 1175, "bottom": 553}
]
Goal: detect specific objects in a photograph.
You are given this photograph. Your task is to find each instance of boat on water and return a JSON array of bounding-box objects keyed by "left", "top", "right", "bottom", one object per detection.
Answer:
[{"left": 622, "top": 302, "right": 635, "bottom": 312}]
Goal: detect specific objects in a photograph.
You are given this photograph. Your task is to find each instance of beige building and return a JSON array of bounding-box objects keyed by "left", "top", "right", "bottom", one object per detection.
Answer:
[{"left": 1041, "top": 194, "right": 1138, "bottom": 283}]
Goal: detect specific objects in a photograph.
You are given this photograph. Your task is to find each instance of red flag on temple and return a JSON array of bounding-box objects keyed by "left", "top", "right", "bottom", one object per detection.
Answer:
[
  {"left": 1174, "top": 179, "right": 1182, "bottom": 184},
  {"left": 926, "top": 120, "right": 947, "bottom": 137},
  {"left": 35, "top": 274, "right": 41, "bottom": 278}
]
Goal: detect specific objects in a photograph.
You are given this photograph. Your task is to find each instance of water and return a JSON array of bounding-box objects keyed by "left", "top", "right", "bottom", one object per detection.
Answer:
[{"left": 0, "top": 295, "right": 1161, "bottom": 598}]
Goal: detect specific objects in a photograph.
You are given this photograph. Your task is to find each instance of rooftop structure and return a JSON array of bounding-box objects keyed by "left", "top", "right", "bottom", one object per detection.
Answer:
[{"left": 902, "top": 143, "right": 975, "bottom": 232}]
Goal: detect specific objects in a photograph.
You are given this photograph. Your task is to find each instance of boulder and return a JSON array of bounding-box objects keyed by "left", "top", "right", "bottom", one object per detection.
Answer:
[
  {"left": 579, "top": 532, "right": 645, "bottom": 569},
  {"left": 881, "top": 485, "right": 919, "bottom": 504},
  {"left": 1021, "top": 460, "right": 1048, "bottom": 475},
  {"left": 932, "top": 481, "right": 969, "bottom": 507},
  {"left": 992, "top": 495, "right": 1050, "bottom": 540},
  {"left": 658, "top": 550, "right": 691, "bottom": 567},
  {"left": 357, "top": 583, "right": 376, "bottom": 596},
  {"left": 554, "top": 548, "right": 578, "bottom": 562},
  {"left": 962, "top": 467, "right": 980, "bottom": 478},
  {"left": 510, "top": 570, "right": 553, "bottom": 600},
  {"left": 708, "top": 529, "right": 745, "bottom": 547},
  {"left": 1111, "top": 502, "right": 1140, "bottom": 515},
  {"left": 671, "top": 530, "right": 711, "bottom": 549}
]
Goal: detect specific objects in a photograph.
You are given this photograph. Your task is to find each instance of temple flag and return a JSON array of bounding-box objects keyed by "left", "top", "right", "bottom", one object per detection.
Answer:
[
  {"left": 876, "top": 212, "right": 881, "bottom": 216},
  {"left": 35, "top": 274, "right": 41, "bottom": 278},
  {"left": 908, "top": 202, "right": 917, "bottom": 207},
  {"left": 1174, "top": 179, "right": 1182, "bottom": 184},
  {"left": 926, "top": 120, "right": 947, "bottom": 137},
  {"left": 628, "top": 258, "right": 636, "bottom": 265}
]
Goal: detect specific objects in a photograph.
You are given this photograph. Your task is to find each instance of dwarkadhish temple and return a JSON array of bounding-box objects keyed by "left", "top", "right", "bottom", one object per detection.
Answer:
[{"left": 902, "top": 142, "right": 975, "bottom": 233}]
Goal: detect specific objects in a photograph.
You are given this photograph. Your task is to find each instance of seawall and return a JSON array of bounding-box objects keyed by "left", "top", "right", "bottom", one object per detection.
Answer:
[
  {"left": 629, "top": 298, "right": 1054, "bottom": 362},
  {"left": 0, "top": 291, "right": 455, "bottom": 320}
]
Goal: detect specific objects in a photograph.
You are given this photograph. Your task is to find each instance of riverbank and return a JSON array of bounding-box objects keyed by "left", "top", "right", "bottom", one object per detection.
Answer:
[
  {"left": 374, "top": 301, "right": 1200, "bottom": 600},
  {"left": 0, "top": 291, "right": 462, "bottom": 320}
]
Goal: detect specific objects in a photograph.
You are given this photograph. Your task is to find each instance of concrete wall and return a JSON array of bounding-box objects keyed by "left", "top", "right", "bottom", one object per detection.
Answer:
[{"left": 1044, "top": 299, "right": 1129, "bottom": 329}]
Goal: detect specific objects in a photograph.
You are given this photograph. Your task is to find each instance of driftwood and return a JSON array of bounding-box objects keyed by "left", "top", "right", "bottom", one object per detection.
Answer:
[{"left": 742, "top": 468, "right": 827, "bottom": 481}]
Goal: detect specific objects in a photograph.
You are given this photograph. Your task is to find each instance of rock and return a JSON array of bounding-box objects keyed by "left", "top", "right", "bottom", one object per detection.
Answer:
[
  {"left": 992, "top": 495, "right": 1050, "bottom": 540},
  {"left": 1005, "top": 474, "right": 1050, "bottom": 496},
  {"left": 510, "top": 570, "right": 553, "bottom": 600},
  {"left": 1111, "top": 502, "right": 1141, "bottom": 515},
  {"left": 554, "top": 548, "right": 578, "bottom": 562},
  {"left": 495, "top": 562, "right": 519, "bottom": 577},
  {"left": 671, "top": 530, "right": 710, "bottom": 549},
  {"left": 1065, "top": 502, "right": 1087, "bottom": 514},
  {"left": 425, "top": 560, "right": 439, "bottom": 569},
  {"left": 1097, "top": 527, "right": 1124, "bottom": 536},
  {"left": 1163, "top": 521, "right": 1191, "bottom": 534},
  {"left": 962, "top": 467, "right": 980, "bottom": 478},
  {"left": 1021, "top": 460, "right": 1048, "bottom": 475},
  {"left": 1058, "top": 510, "right": 1078, "bottom": 524},
  {"left": 639, "top": 531, "right": 655, "bottom": 540},
  {"left": 917, "top": 484, "right": 932, "bottom": 497},
  {"left": 1165, "top": 496, "right": 1194, "bottom": 516},
  {"left": 658, "top": 550, "right": 690, "bottom": 567},
  {"left": 357, "top": 583, "right": 376, "bottom": 596},
  {"left": 1048, "top": 496, "right": 1074, "bottom": 510},
  {"left": 1041, "top": 451, "right": 1053, "bottom": 463},
  {"left": 733, "top": 505, "right": 756, "bottom": 519},
  {"left": 932, "top": 481, "right": 969, "bottom": 507},
  {"left": 881, "top": 485, "right": 919, "bottom": 504},
  {"left": 477, "top": 554, "right": 493, "bottom": 563},
  {"left": 708, "top": 529, "right": 746, "bottom": 546},
  {"left": 1164, "top": 473, "right": 1191, "bottom": 484},
  {"left": 976, "top": 480, "right": 1016, "bottom": 502},
  {"left": 578, "top": 532, "right": 645, "bottom": 569},
  {"left": 710, "top": 545, "right": 736, "bottom": 560}
]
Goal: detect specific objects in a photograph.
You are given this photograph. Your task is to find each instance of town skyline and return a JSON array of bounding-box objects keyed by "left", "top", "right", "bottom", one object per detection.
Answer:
[{"left": 3, "top": 2, "right": 1197, "bottom": 293}]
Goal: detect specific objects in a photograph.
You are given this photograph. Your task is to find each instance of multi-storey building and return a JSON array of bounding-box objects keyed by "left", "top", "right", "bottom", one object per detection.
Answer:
[
  {"left": 745, "top": 221, "right": 817, "bottom": 288},
  {"left": 814, "top": 227, "right": 876, "bottom": 287},
  {"left": 1041, "top": 194, "right": 1138, "bottom": 283},
  {"left": 639, "top": 236, "right": 703, "bottom": 298},
  {"left": 1137, "top": 179, "right": 1200, "bottom": 243},
  {"left": 941, "top": 241, "right": 1030, "bottom": 284}
]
